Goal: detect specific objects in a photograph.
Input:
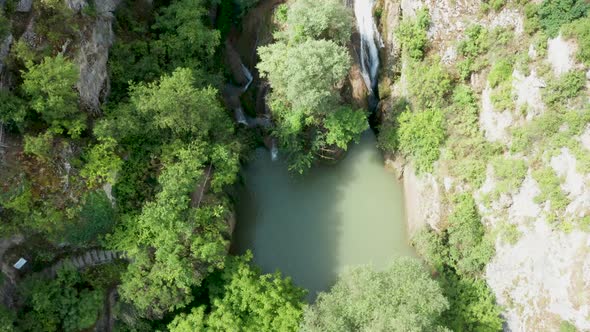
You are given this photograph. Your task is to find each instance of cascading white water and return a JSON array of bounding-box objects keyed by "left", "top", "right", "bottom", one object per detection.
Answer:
[
  {"left": 241, "top": 64, "right": 254, "bottom": 92},
  {"left": 270, "top": 138, "right": 279, "bottom": 161},
  {"left": 354, "top": 0, "right": 382, "bottom": 94},
  {"left": 234, "top": 107, "right": 249, "bottom": 126}
]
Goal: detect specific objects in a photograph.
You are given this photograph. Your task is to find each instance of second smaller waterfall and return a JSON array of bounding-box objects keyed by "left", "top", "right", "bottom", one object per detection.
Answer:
[{"left": 354, "top": 0, "right": 382, "bottom": 95}]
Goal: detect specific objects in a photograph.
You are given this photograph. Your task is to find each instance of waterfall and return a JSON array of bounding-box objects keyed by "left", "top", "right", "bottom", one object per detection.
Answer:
[
  {"left": 241, "top": 64, "right": 253, "bottom": 92},
  {"left": 354, "top": 0, "right": 382, "bottom": 95},
  {"left": 270, "top": 138, "right": 279, "bottom": 161},
  {"left": 234, "top": 107, "right": 249, "bottom": 126}
]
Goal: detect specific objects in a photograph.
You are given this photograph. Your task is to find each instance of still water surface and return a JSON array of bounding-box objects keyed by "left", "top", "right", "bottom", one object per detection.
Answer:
[{"left": 233, "top": 131, "right": 414, "bottom": 299}]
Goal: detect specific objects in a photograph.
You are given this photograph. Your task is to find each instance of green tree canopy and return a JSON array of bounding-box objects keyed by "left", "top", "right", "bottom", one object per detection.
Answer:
[
  {"left": 301, "top": 258, "right": 449, "bottom": 332},
  {"left": 258, "top": 39, "right": 350, "bottom": 116},
  {"left": 109, "top": 142, "right": 238, "bottom": 318},
  {"left": 169, "top": 252, "right": 306, "bottom": 332},
  {"left": 17, "top": 266, "right": 104, "bottom": 332},
  {"left": 21, "top": 54, "right": 85, "bottom": 137},
  {"left": 284, "top": 0, "right": 353, "bottom": 45}
]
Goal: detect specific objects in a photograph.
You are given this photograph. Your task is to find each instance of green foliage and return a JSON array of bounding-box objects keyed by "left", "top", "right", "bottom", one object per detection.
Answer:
[
  {"left": 21, "top": 55, "right": 85, "bottom": 137},
  {"left": 487, "top": 60, "right": 512, "bottom": 88},
  {"left": 324, "top": 107, "right": 368, "bottom": 150},
  {"left": 284, "top": 0, "right": 353, "bottom": 45},
  {"left": 398, "top": 108, "right": 445, "bottom": 173},
  {"left": 492, "top": 157, "right": 527, "bottom": 194},
  {"left": 537, "top": 0, "right": 589, "bottom": 37},
  {"left": 169, "top": 252, "right": 306, "bottom": 331},
  {"left": 129, "top": 67, "right": 232, "bottom": 139},
  {"left": 560, "top": 320, "right": 579, "bottom": 332},
  {"left": 17, "top": 265, "right": 104, "bottom": 332},
  {"left": 0, "top": 305, "right": 16, "bottom": 332},
  {"left": 562, "top": 17, "right": 590, "bottom": 65},
  {"left": 439, "top": 272, "right": 503, "bottom": 332},
  {"left": 458, "top": 25, "right": 489, "bottom": 60},
  {"left": 0, "top": 90, "right": 27, "bottom": 131},
  {"left": 23, "top": 131, "right": 54, "bottom": 161},
  {"left": 412, "top": 227, "right": 448, "bottom": 271},
  {"left": 490, "top": 81, "right": 514, "bottom": 111},
  {"left": 109, "top": 142, "right": 235, "bottom": 318},
  {"left": 0, "top": 11, "right": 9, "bottom": 40},
  {"left": 301, "top": 258, "right": 449, "bottom": 332},
  {"left": 542, "top": 71, "right": 586, "bottom": 108},
  {"left": 80, "top": 137, "right": 122, "bottom": 188},
  {"left": 447, "top": 194, "right": 495, "bottom": 276},
  {"left": 258, "top": 39, "right": 350, "bottom": 115},
  {"left": 63, "top": 191, "right": 116, "bottom": 245},
  {"left": 533, "top": 167, "right": 570, "bottom": 213},
  {"left": 397, "top": 8, "right": 430, "bottom": 60},
  {"left": 407, "top": 59, "right": 452, "bottom": 109},
  {"left": 152, "top": 0, "right": 221, "bottom": 72}
]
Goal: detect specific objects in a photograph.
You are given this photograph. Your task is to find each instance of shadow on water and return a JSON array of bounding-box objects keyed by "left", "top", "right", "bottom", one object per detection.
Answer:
[{"left": 232, "top": 131, "right": 412, "bottom": 301}]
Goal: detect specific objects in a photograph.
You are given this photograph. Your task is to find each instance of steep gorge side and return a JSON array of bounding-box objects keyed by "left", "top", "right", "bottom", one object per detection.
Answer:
[{"left": 377, "top": 0, "right": 590, "bottom": 330}]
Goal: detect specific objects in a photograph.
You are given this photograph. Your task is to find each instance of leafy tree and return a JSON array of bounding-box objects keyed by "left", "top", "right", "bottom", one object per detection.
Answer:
[
  {"left": 258, "top": 39, "right": 350, "bottom": 116},
  {"left": 398, "top": 108, "right": 445, "bottom": 173},
  {"left": 284, "top": 0, "right": 353, "bottom": 45},
  {"left": 152, "top": 0, "right": 221, "bottom": 72},
  {"left": 169, "top": 252, "right": 306, "bottom": 332},
  {"left": 17, "top": 265, "right": 104, "bottom": 332},
  {"left": 80, "top": 137, "right": 122, "bottom": 188},
  {"left": 0, "top": 305, "right": 15, "bottom": 332},
  {"left": 324, "top": 107, "right": 368, "bottom": 150},
  {"left": 128, "top": 67, "right": 234, "bottom": 141},
  {"left": 21, "top": 54, "right": 85, "bottom": 137},
  {"left": 537, "top": 0, "right": 589, "bottom": 37},
  {"left": 109, "top": 142, "right": 237, "bottom": 318},
  {"left": 301, "top": 258, "right": 449, "bottom": 332}
]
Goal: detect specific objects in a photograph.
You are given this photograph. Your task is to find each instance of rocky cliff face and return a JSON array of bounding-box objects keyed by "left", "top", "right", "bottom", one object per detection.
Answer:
[
  {"left": 1, "top": 0, "right": 120, "bottom": 113},
  {"left": 378, "top": 0, "right": 590, "bottom": 330},
  {"left": 70, "top": 0, "right": 120, "bottom": 114}
]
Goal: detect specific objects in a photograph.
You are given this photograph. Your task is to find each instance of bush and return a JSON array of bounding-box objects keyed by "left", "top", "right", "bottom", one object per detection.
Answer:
[
  {"left": 487, "top": 59, "right": 513, "bottom": 88},
  {"left": 538, "top": 0, "right": 589, "bottom": 37},
  {"left": 80, "top": 138, "right": 122, "bottom": 188},
  {"left": 458, "top": 25, "right": 489, "bottom": 59},
  {"left": 0, "top": 91, "right": 27, "bottom": 131},
  {"left": 23, "top": 132, "right": 54, "bottom": 161},
  {"left": 407, "top": 59, "right": 452, "bottom": 109},
  {"left": 543, "top": 71, "right": 585, "bottom": 108},
  {"left": 397, "top": 8, "right": 430, "bottom": 60},
  {"left": 22, "top": 54, "right": 85, "bottom": 137},
  {"left": 447, "top": 194, "right": 495, "bottom": 276},
  {"left": 0, "top": 11, "right": 9, "bottom": 39},
  {"left": 398, "top": 108, "right": 445, "bottom": 173},
  {"left": 562, "top": 17, "right": 590, "bottom": 65},
  {"left": 492, "top": 157, "right": 527, "bottom": 194},
  {"left": 533, "top": 167, "right": 570, "bottom": 213},
  {"left": 324, "top": 107, "right": 368, "bottom": 150}
]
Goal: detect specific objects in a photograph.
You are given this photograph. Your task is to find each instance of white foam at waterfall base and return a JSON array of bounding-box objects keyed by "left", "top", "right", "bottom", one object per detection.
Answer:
[
  {"left": 234, "top": 107, "right": 249, "bottom": 126},
  {"left": 241, "top": 64, "right": 254, "bottom": 92},
  {"left": 270, "top": 139, "right": 279, "bottom": 161},
  {"left": 354, "top": 0, "right": 382, "bottom": 93}
]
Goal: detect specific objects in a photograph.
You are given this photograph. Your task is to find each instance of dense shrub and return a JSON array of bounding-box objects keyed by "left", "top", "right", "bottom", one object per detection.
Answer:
[
  {"left": 537, "top": 0, "right": 589, "bottom": 37},
  {"left": 562, "top": 17, "right": 590, "bottom": 65},
  {"left": 487, "top": 59, "right": 513, "bottom": 88},
  {"left": 543, "top": 71, "right": 585, "bottom": 108},
  {"left": 407, "top": 59, "right": 452, "bottom": 109},
  {"left": 398, "top": 108, "right": 446, "bottom": 173},
  {"left": 396, "top": 8, "right": 430, "bottom": 60},
  {"left": 284, "top": 0, "right": 353, "bottom": 45}
]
